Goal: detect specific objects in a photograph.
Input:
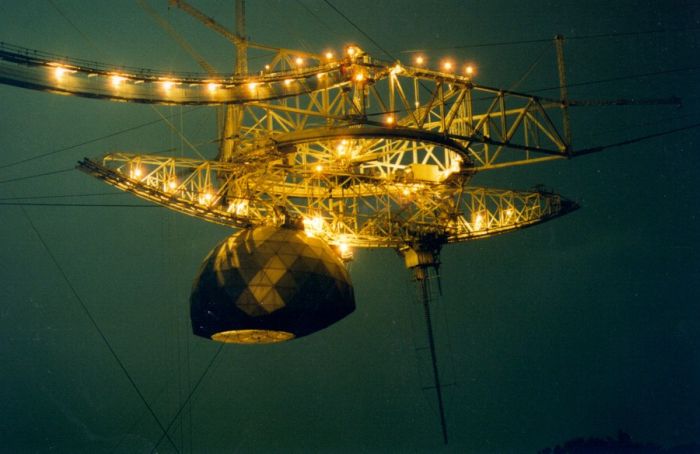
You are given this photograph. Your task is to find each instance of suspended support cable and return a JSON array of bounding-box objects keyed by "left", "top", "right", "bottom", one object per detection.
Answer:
[
  {"left": 0, "top": 168, "right": 74, "bottom": 184},
  {"left": 0, "top": 108, "right": 202, "bottom": 171},
  {"left": 532, "top": 65, "right": 700, "bottom": 94},
  {"left": 574, "top": 122, "right": 700, "bottom": 157},
  {"left": 398, "top": 24, "right": 700, "bottom": 52},
  {"left": 137, "top": 0, "right": 218, "bottom": 76},
  {"left": 322, "top": 0, "right": 396, "bottom": 60},
  {"left": 293, "top": 0, "right": 335, "bottom": 33},
  {"left": 150, "top": 106, "right": 207, "bottom": 160},
  {"left": 150, "top": 343, "right": 225, "bottom": 454},
  {"left": 16, "top": 204, "right": 179, "bottom": 453},
  {"left": 418, "top": 274, "right": 448, "bottom": 445}
]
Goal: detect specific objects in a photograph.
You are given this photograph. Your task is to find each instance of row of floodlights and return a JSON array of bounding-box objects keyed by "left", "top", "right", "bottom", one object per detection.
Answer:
[
  {"left": 50, "top": 64, "right": 329, "bottom": 94},
  {"left": 413, "top": 55, "right": 477, "bottom": 76},
  {"left": 346, "top": 44, "right": 478, "bottom": 76},
  {"left": 48, "top": 46, "right": 476, "bottom": 94},
  {"left": 128, "top": 165, "right": 354, "bottom": 255}
]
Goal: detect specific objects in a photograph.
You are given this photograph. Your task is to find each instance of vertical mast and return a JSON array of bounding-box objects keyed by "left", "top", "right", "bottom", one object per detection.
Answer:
[
  {"left": 235, "top": 0, "right": 247, "bottom": 75},
  {"left": 402, "top": 241, "right": 449, "bottom": 444},
  {"left": 219, "top": 0, "right": 247, "bottom": 162},
  {"left": 554, "top": 34, "right": 572, "bottom": 155}
]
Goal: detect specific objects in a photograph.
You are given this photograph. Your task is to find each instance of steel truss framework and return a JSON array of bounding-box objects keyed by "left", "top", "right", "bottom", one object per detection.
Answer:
[{"left": 1, "top": 34, "right": 578, "bottom": 250}]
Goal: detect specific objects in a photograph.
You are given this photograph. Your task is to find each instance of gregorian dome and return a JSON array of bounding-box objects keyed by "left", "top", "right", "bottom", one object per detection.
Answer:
[{"left": 190, "top": 226, "right": 355, "bottom": 344}]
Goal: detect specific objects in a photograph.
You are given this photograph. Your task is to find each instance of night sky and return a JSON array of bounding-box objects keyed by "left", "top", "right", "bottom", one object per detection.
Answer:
[{"left": 1, "top": 1, "right": 699, "bottom": 452}]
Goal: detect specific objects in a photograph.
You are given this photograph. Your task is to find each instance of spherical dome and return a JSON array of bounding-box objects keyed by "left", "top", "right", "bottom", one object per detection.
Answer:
[{"left": 190, "top": 226, "right": 355, "bottom": 344}]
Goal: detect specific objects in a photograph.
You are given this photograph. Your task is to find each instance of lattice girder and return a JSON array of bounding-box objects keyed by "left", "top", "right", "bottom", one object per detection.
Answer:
[
  {"left": 1, "top": 42, "right": 570, "bottom": 172},
  {"left": 78, "top": 150, "right": 578, "bottom": 248}
]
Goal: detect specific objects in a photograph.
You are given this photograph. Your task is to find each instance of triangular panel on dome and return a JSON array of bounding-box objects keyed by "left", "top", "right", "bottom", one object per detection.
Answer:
[
  {"left": 235, "top": 288, "right": 268, "bottom": 317},
  {"left": 262, "top": 264, "right": 286, "bottom": 285},
  {"left": 293, "top": 255, "right": 323, "bottom": 274},
  {"left": 251, "top": 226, "right": 277, "bottom": 246},
  {"left": 263, "top": 254, "right": 288, "bottom": 270},
  {"left": 277, "top": 252, "right": 300, "bottom": 268},
  {"left": 248, "top": 284, "right": 274, "bottom": 305},
  {"left": 282, "top": 239, "right": 307, "bottom": 256},
  {"left": 274, "top": 271, "right": 297, "bottom": 290},
  {"left": 248, "top": 269, "right": 274, "bottom": 287},
  {"left": 259, "top": 289, "right": 286, "bottom": 313},
  {"left": 274, "top": 284, "right": 298, "bottom": 304},
  {"left": 250, "top": 245, "right": 277, "bottom": 267}
]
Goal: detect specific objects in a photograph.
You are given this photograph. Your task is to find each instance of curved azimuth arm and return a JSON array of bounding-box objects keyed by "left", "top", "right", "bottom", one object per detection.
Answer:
[
  {"left": 77, "top": 153, "right": 578, "bottom": 249},
  {"left": 1, "top": 37, "right": 580, "bottom": 248},
  {"left": 0, "top": 42, "right": 570, "bottom": 170},
  {"left": 0, "top": 42, "right": 344, "bottom": 103}
]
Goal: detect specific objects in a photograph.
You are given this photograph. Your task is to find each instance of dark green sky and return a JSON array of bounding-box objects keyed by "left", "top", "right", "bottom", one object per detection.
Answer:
[{"left": 1, "top": 1, "right": 698, "bottom": 452}]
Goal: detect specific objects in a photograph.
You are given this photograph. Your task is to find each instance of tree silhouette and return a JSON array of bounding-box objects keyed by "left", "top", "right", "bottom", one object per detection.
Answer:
[{"left": 539, "top": 430, "right": 700, "bottom": 454}]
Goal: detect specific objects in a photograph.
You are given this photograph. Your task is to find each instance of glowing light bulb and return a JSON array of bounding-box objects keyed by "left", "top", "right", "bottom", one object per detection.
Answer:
[
  {"left": 314, "top": 164, "right": 324, "bottom": 173},
  {"left": 311, "top": 216, "right": 323, "bottom": 229},
  {"left": 443, "top": 61, "right": 453, "bottom": 71},
  {"left": 473, "top": 213, "right": 484, "bottom": 230},
  {"left": 415, "top": 56, "right": 425, "bottom": 66},
  {"left": 325, "top": 51, "right": 334, "bottom": 60},
  {"left": 283, "top": 79, "right": 292, "bottom": 86},
  {"left": 295, "top": 57, "right": 304, "bottom": 66},
  {"left": 110, "top": 75, "right": 125, "bottom": 88},
  {"left": 303, "top": 216, "right": 325, "bottom": 237},
  {"left": 317, "top": 72, "right": 326, "bottom": 79},
  {"left": 207, "top": 83, "right": 219, "bottom": 93},
  {"left": 264, "top": 64, "right": 271, "bottom": 71},
  {"left": 53, "top": 66, "right": 67, "bottom": 80},
  {"left": 354, "top": 72, "right": 365, "bottom": 82},
  {"left": 339, "top": 242, "right": 349, "bottom": 254},
  {"left": 346, "top": 46, "right": 357, "bottom": 57},
  {"left": 161, "top": 80, "right": 175, "bottom": 91},
  {"left": 130, "top": 167, "right": 143, "bottom": 179},
  {"left": 247, "top": 82, "right": 258, "bottom": 92},
  {"left": 385, "top": 115, "right": 395, "bottom": 125},
  {"left": 167, "top": 179, "right": 178, "bottom": 190},
  {"left": 465, "top": 65, "right": 475, "bottom": 76},
  {"left": 200, "top": 192, "right": 214, "bottom": 205},
  {"left": 336, "top": 141, "right": 347, "bottom": 156}
]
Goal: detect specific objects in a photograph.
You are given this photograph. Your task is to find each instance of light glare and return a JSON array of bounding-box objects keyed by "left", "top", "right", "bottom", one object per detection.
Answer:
[
  {"left": 53, "top": 66, "right": 67, "bottom": 80},
  {"left": 110, "top": 75, "right": 125, "bottom": 88}
]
